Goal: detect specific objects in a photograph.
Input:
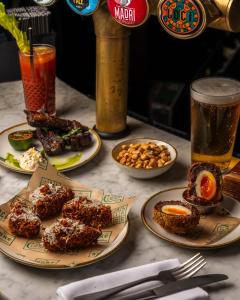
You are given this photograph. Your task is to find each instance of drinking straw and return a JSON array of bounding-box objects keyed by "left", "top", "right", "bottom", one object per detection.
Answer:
[{"left": 28, "top": 27, "right": 34, "bottom": 67}]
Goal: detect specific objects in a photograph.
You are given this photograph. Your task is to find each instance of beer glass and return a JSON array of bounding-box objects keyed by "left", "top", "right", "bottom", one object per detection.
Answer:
[{"left": 191, "top": 77, "right": 240, "bottom": 171}]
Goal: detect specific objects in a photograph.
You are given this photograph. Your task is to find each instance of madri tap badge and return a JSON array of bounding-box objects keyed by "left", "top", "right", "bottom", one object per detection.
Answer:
[{"left": 107, "top": 0, "right": 149, "bottom": 27}]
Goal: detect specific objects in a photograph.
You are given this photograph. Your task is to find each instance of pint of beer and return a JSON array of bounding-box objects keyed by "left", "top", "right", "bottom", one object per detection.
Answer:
[{"left": 191, "top": 77, "right": 240, "bottom": 171}]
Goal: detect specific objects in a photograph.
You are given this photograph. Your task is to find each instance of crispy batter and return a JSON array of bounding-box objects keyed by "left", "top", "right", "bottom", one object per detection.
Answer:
[
  {"left": 42, "top": 218, "right": 101, "bottom": 251},
  {"left": 30, "top": 183, "right": 74, "bottom": 220},
  {"left": 8, "top": 200, "right": 41, "bottom": 238},
  {"left": 62, "top": 197, "right": 112, "bottom": 228},
  {"left": 153, "top": 200, "right": 200, "bottom": 234}
]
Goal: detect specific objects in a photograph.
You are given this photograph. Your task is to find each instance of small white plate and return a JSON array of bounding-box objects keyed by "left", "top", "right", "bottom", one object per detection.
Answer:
[
  {"left": 0, "top": 123, "right": 102, "bottom": 174},
  {"left": 141, "top": 187, "right": 240, "bottom": 249}
]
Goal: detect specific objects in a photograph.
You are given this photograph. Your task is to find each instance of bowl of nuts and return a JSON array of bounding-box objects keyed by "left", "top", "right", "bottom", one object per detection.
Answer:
[{"left": 112, "top": 138, "right": 177, "bottom": 179}]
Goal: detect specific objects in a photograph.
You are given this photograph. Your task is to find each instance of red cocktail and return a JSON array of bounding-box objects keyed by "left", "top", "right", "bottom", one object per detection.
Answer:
[{"left": 19, "top": 44, "right": 56, "bottom": 115}]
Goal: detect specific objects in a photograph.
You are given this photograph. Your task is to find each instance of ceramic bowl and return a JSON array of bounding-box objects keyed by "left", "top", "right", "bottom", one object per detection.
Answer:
[{"left": 112, "top": 138, "right": 177, "bottom": 179}]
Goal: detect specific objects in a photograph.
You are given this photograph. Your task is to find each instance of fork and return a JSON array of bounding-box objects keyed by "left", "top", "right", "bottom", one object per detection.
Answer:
[{"left": 75, "top": 253, "right": 206, "bottom": 300}]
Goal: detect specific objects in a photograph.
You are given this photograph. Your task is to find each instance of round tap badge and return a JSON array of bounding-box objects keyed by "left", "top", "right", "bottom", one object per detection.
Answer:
[
  {"left": 65, "top": 0, "right": 100, "bottom": 15},
  {"left": 158, "top": 0, "right": 206, "bottom": 39},
  {"left": 107, "top": 0, "right": 149, "bottom": 27},
  {"left": 33, "top": 0, "right": 57, "bottom": 5}
]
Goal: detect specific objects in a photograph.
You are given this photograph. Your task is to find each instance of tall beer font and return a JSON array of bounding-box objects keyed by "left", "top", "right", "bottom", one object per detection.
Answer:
[
  {"left": 36, "top": 0, "right": 240, "bottom": 139},
  {"left": 96, "top": 0, "right": 240, "bottom": 139}
]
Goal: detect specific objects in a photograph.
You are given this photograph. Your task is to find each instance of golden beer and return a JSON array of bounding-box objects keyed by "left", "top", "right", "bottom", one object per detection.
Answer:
[{"left": 191, "top": 77, "right": 240, "bottom": 171}]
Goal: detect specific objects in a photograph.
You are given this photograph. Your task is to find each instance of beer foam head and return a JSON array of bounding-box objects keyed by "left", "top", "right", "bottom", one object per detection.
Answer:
[{"left": 191, "top": 77, "right": 240, "bottom": 105}]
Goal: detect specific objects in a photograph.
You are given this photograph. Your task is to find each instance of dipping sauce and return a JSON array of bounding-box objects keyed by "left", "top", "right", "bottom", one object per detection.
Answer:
[{"left": 19, "top": 147, "right": 42, "bottom": 171}]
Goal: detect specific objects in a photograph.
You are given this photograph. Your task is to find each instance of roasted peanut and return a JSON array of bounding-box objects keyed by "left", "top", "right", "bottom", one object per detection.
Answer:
[
  {"left": 116, "top": 142, "right": 172, "bottom": 169},
  {"left": 120, "top": 158, "right": 126, "bottom": 164},
  {"left": 141, "top": 154, "right": 148, "bottom": 160},
  {"left": 149, "top": 158, "right": 158, "bottom": 168},
  {"left": 161, "top": 155, "right": 169, "bottom": 162}
]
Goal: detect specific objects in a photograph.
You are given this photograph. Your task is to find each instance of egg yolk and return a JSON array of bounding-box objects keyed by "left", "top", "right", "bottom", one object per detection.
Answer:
[
  {"left": 162, "top": 205, "right": 191, "bottom": 216},
  {"left": 200, "top": 176, "right": 216, "bottom": 201}
]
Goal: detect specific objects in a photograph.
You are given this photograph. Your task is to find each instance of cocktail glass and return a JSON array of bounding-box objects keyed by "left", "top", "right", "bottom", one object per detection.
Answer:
[{"left": 19, "top": 44, "right": 56, "bottom": 115}]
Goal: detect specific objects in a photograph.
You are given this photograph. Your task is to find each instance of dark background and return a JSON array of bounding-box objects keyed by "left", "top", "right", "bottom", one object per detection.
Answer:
[{"left": 1, "top": 0, "right": 240, "bottom": 155}]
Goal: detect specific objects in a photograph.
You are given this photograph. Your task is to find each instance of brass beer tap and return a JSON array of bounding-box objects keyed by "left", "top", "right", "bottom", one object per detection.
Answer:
[
  {"left": 33, "top": 0, "right": 240, "bottom": 138},
  {"left": 93, "top": 0, "right": 240, "bottom": 139}
]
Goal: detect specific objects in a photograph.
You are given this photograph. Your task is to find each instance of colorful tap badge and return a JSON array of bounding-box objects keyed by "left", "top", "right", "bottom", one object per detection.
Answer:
[
  {"left": 65, "top": 0, "right": 100, "bottom": 15},
  {"left": 158, "top": 0, "right": 206, "bottom": 39},
  {"left": 107, "top": 0, "right": 149, "bottom": 27}
]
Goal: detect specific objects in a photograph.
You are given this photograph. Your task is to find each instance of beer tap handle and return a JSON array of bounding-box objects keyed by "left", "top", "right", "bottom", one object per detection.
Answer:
[
  {"left": 157, "top": 0, "right": 221, "bottom": 39},
  {"left": 157, "top": 0, "right": 240, "bottom": 39},
  {"left": 107, "top": 0, "right": 150, "bottom": 27},
  {"left": 65, "top": 0, "right": 100, "bottom": 15}
]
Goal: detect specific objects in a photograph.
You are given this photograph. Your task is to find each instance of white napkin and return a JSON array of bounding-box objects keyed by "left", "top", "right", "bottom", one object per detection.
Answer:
[{"left": 56, "top": 259, "right": 208, "bottom": 300}]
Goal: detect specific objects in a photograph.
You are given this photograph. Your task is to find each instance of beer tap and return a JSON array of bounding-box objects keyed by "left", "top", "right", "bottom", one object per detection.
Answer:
[
  {"left": 38, "top": 0, "right": 240, "bottom": 139},
  {"left": 93, "top": 0, "right": 240, "bottom": 139}
]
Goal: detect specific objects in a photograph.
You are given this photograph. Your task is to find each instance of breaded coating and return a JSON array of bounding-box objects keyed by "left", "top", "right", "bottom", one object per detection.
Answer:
[
  {"left": 30, "top": 183, "right": 74, "bottom": 219},
  {"left": 62, "top": 197, "right": 112, "bottom": 228},
  {"left": 8, "top": 200, "right": 41, "bottom": 238},
  {"left": 153, "top": 200, "right": 200, "bottom": 234},
  {"left": 42, "top": 218, "right": 101, "bottom": 251}
]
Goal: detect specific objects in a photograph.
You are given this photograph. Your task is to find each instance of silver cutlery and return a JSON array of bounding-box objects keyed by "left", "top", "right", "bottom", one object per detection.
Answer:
[
  {"left": 74, "top": 253, "right": 206, "bottom": 300},
  {"left": 114, "top": 274, "right": 228, "bottom": 300}
]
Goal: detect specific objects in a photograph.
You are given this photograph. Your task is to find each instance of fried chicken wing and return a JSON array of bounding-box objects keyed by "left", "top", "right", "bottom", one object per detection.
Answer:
[
  {"left": 30, "top": 183, "right": 74, "bottom": 219},
  {"left": 8, "top": 200, "right": 41, "bottom": 238},
  {"left": 62, "top": 197, "right": 112, "bottom": 228},
  {"left": 42, "top": 218, "right": 101, "bottom": 251}
]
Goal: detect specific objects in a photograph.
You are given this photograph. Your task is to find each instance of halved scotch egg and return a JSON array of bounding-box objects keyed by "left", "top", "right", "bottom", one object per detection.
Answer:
[
  {"left": 153, "top": 200, "right": 200, "bottom": 234},
  {"left": 183, "top": 163, "right": 223, "bottom": 210},
  {"left": 195, "top": 170, "right": 217, "bottom": 201}
]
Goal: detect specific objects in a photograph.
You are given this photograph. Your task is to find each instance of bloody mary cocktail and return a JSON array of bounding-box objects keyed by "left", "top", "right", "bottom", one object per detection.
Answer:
[{"left": 19, "top": 44, "right": 56, "bottom": 115}]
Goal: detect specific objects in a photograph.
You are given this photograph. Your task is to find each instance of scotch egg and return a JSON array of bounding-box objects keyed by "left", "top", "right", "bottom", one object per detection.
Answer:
[
  {"left": 153, "top": 200, "right": 200, "bottom": 234},
  {"left": 183, "top": 163, "right": 223, "bottom": 213}
]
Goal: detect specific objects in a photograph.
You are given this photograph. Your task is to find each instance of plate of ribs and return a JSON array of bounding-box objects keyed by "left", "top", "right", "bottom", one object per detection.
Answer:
[{"left": 0, "top": 111, "right": 102, "bottom": 174}]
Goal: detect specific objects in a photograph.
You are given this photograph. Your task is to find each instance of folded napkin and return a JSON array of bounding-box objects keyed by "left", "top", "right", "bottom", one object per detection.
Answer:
[{"left": 56, "top": 259, "right": 208, "bottom": 300}]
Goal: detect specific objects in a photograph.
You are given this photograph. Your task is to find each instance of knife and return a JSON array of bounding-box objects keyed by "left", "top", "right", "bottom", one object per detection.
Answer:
[{"left": 109, "top": 274, "right": 228, "bottom": 300}]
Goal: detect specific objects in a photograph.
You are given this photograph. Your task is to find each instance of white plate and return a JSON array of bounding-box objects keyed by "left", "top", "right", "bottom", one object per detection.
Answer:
[
  {"left": 0, "top": 123, "right": 102, "bottom": 174},
  {"left": 141, "top": 187, "right": 240, "bottom": 249}
]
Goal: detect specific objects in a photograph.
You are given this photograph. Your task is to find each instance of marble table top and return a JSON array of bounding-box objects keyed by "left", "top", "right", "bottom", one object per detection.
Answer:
[{"left": 0, "top": 79, "right": 238, "bottom": 300}]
